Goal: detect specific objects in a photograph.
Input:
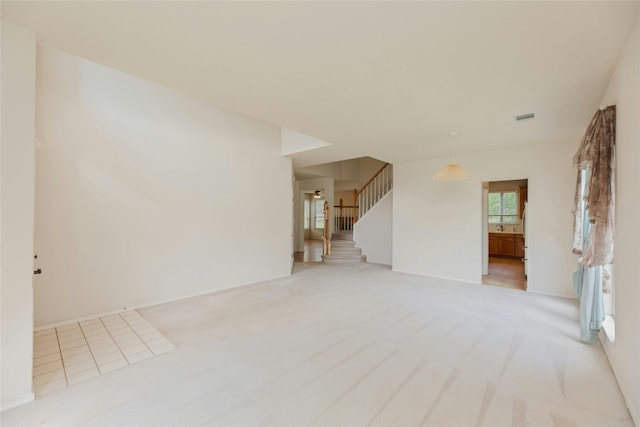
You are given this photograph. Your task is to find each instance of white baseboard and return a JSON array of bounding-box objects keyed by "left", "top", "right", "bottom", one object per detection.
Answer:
[
  {"left": 390, "top": 269, "right": 482, "bottom": 286},
  {"left": 525, "top": 289, "right": 575, "bottom": 299},
  {"left": 1, "top": 392, "right": 34, "bottom": 412},
  {"left": 34, "top": 272, "right": 293, "bottom": 331},
  {"left": 34, "top": 308, "right": 126, "bottom": 331}
]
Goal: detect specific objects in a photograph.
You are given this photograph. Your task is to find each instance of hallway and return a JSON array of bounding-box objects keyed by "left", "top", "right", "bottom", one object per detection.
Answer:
[
  {"left": 293, "top": 239, "right": 324, "bottom": 263},
  {"left": 482, "top": 257, "right": 527, "bottom": 291}
]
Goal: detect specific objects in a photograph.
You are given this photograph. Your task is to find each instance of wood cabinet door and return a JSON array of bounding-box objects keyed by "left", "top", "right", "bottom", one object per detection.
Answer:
[
  {"left": 500, "top": 238, "right": 515, "bottom": 256},
  {"left": 488, "top": 237, "right": 500, "bottom": 256},
  {"left": 515, "top": 237, "right": 525, "bottom": 258}
]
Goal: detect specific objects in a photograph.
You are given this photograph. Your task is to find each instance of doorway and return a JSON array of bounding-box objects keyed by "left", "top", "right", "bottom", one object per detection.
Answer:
[
  {"left": 294, "top": 191, "right": 325, "bottom": 263},
  {"left": 482, "top": 179, "right": 528, "bottom": 290}
]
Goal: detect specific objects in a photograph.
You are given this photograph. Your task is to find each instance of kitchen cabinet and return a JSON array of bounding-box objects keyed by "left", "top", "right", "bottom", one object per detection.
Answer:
[
  {"left": 488, "top": 237, "right": 500, "bottom": 255},
  {"left": 515, "top": 236, "right": 525, "bottom": 258},
  {"left": 488, "top": 233, "right": 519, "bottom": 257}
]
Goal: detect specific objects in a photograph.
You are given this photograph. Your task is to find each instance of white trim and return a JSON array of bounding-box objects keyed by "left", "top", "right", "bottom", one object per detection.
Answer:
[
  {"left": 390, "top": 269, "right": 482, "bottom": 286},
  {"left": 526, "top": 289, "right": 575, "bottom": 299},
  {"left": 34, "top": 308, "right": 126, "bottom": 331},
  {"left": 1, "top": 392, "right": 34, "bottom": 413},
  {"left": 600, "top": 330, "right": 637, "bottom": 426},
  {"left": 602, "top": 315, "right": 616, "bottom": 342}
]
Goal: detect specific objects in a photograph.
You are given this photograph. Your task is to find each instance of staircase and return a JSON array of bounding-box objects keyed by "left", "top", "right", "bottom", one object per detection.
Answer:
[
  {"left": 321, "top": 162, "right": 392, "bottom": 265},
  {"left": 322, "top": 231, "right": 366, "bottom": 264}
]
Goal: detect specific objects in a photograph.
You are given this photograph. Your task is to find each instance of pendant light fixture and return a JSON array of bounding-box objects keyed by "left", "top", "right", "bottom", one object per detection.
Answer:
[{"left": 432, "top": 131, "right": 472, "bottom": 180}]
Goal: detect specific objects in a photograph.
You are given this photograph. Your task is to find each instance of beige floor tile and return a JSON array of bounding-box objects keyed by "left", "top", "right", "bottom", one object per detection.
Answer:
[
  {"left": 82, "top": 328, "right": 107, "bottom": 337},
  {"left": 61, "top": 345, "right": 91, "bottom": 358},
  {"left": 56, "top": 323, "right": 80, "bottom": 332},
  {"left": 121, "top": 343, "right": 149, "bottom": 357},
  {"left": 94, "top": 351, "right": 126, "bottom": 366},
  {"left": 141, "top": 336, "right": 171, "bottom": 347},
  {"left": 102, "top": 318, "right": 127, "bottom": 327},
  {"left": 56, "top": 328, "right": 81, "bottom": 339},
  {"left": 62, "top": 351, "right": 94, "bottom": 367},
  {"left": 125, "top": 350, "right": 153, "bottom": 364},
  {"left": 33, "top": 359, "right": 64, "bottom": 377},
  {"left": 80, "top": 319, "right": 102, "bottom": 327},
  {"left": 136, "top": 329, "right": 162, "bottom": 340},
  {"left": 86, "top": 336, "right": 117, "bottom": 349},
  {"left": 57, "top": 332, "right": 84, "bottom": 344},
  {"left": 59, "top": 337, "right": 87, "bottom": 351},
  {"left": 91, "top": 341, "right": 120, "bottom": 357},
  {"left": 97, "top": 358, "right": 129, "bottom": 374},
  {"left": 34, "top": 329, "right": 56, "bottom": 338},
  {"left": 115, "top": 336, "right": 143, "bottom": 349},
  {"left": 33, "top": 369, "right": 66, "bottom": 388},
  {"left": 87, "top": 334, "right": 115, "bottom": 348},
  {"left": 148, "top": 343, "right": 175, "bottom": 355},
  {"left": 33, "top": 351, "right": 61, "bottom": 367},
  {"left": 103, "top": 325, "right": 128, "bottom": 334},
  {"left": 64, "top": 359, "right": 97, "bottom": 376},
  {"left": 34, "top": 336, "right": 59, "bottom": 350},
  {"left": 35, "top": 378, "right": 67, "bottom": 397},
  {"left": 111, "top": 330, "right": 137, "bottom": 340},
  {"left": 67, "top": 367, "right": 100, "bottom": 386},
  {"left": 34, "top": 344, "right": 61, "bottom": 359}
]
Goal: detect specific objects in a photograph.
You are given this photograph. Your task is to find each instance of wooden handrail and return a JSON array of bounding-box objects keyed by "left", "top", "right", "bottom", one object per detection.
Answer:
[
  {"left": 355, "top": 163, "right": 389, "bottom": 197},
  {"left": 353, "top": 162, "right": 390, "bottom": 220},
  {"left": 333, "top": 205, "right": 357, "bottom": 209},
  {"left": 323, "top": 201, "right": 330, "bottom": 255}
]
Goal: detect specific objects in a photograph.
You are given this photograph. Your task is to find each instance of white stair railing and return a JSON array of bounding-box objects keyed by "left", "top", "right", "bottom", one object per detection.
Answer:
[{"left": 354, "top": 163, "right": 393, "bottom": 222}]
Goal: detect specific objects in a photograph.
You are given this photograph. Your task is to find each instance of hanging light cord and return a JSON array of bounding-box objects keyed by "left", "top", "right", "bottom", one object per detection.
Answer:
[{"left": 450, "top": 131, "right": 458, "bottom": 163}]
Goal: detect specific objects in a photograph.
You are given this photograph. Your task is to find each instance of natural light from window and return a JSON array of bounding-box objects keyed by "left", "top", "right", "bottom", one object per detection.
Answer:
[{"left": 488, "top": 191, "right": 518, "bottom": 224}]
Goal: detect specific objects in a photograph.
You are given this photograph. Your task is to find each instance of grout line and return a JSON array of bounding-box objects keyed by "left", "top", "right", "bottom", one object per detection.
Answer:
[
  {"left": 98, "top": 317, "right": 131, "bottom": 365},
  {"left": 54, "top": 327, "right": 69, "bottom": 388},
  {"left": 120, "top": 316, "right": 157, "bottom": 356},
  {"left": 78, "top": 321, "right": 102, "bottom": 375},
  {"left": 120, "top": 312, "right": 164, "bottom": 356}
]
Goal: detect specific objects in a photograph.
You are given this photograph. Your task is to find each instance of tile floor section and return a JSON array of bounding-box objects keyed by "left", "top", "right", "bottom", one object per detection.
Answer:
[{"left": 33, "top": 311, "right": 174, "bottom": 396}]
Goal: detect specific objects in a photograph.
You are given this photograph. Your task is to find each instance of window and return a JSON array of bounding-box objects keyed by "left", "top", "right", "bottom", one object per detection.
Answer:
[
  {"left": 304, "top": 199, "right": 310, "bottom": 230},
  {"left": 488, "top": 191, "right": 518, "bottom": 224},
  {"left": 314, "top": 199, "right": 325, "bottom": 229}
]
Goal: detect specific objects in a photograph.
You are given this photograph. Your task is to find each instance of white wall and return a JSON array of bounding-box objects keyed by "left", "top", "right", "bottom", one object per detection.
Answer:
[
  {"left": 393, "top": 140, "right": 576, "bottom": 297},
  {"left": 0, "top": 21, "right": 36, "bottom": 410},
  {"left": 34, "top": 46, "right": 293, "bottom": 326},
  {"left": 599, "top": 15, "right": 640, "bottom": 425},
  {"left": 354, "top": 190, "right": 392, "bottom": 265}
]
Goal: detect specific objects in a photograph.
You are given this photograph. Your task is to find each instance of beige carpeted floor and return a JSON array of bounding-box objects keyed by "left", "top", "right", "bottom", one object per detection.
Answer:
[{"left": 2, "top": 262, "right": 631, "bottom": 426}]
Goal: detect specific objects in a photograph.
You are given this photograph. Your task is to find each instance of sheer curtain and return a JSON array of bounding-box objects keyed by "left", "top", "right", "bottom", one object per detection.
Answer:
[{"left": 571, "top": 106, "right": 615, "bottom": 342}]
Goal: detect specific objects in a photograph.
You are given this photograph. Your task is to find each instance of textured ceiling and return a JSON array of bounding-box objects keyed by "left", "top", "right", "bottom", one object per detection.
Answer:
[{"left": 3, "top": 1, "right": 639, "bottom": 167}]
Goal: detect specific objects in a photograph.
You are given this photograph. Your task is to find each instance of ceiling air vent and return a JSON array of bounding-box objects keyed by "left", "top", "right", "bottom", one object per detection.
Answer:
[{"left": 514, "top": 112, "right": 536, "bottom": 122}]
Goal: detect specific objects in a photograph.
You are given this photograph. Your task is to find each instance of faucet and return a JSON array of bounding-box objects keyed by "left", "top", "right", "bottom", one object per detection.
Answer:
[{"left": 497, "top": 223, "right": 504, "bottom": 232}]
